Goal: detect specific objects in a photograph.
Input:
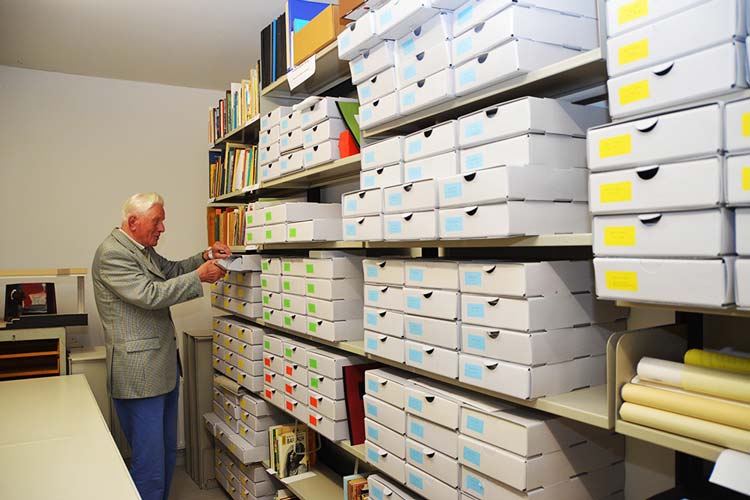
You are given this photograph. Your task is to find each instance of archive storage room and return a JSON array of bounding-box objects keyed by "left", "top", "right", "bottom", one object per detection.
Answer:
[{"left": 2, "top": 0, "right": 750, "bottom": 499}]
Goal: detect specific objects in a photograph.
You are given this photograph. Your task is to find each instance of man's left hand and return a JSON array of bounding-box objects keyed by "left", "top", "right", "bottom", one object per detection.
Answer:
[{"left": 204, "top": 242, "right": 232, "bottom": 261}]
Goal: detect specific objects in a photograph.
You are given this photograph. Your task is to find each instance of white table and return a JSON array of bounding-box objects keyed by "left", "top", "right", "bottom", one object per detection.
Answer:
[{"left": 0, "top": 374, "right": 140, "bottom": 499}]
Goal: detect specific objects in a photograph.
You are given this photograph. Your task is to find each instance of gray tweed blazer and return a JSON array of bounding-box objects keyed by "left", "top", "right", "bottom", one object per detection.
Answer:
[{"left": 92, "top": 228, "right": 204, "bottom": 399}]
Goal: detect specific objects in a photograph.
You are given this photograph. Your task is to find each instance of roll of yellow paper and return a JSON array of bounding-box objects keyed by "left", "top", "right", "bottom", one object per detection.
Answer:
[
  {"left": 637, "top": 357, "right": 750, "bottom": 403},
  {"left": 620, "top": 402, "right": 750, "bottom": 452},
  {"left": 621, "top": 383, "right": 750, "bottom": 430},
  {"left": 684, "top": 349, "right": 750, "bottom": 375}
]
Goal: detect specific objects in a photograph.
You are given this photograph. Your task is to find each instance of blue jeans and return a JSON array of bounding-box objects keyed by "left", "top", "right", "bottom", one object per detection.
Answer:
[{"left": 114, "top": 376, "right": 179, "bottom": 500}]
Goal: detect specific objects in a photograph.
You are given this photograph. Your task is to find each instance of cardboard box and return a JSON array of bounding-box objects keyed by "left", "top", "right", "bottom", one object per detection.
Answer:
[
  {"left": 259, "top": 142, "right": 280, "bottom": 167},
  {"left": 284, "top": 382, "right": 309, "bottom": 407},
  {"left": 361, "top": 163, "right": 403, "bottom": 189},
  {"left": 306, "top": 277, "right": 364, "bottom": 300},
  {"left": 338, "top": 11, "right": 378, "bottom": 60},
  {"left": 454, "top": 39, "right": 580, "bottom": 97},
  {"left": 283, "top": 395, "right": 308, "bottom": 422},
  {"left": 283, "top": 338, "right": 317, "bottom": 365},
  {"left": 364, "top": 258, "right": 406, "bottom": 285},
  {"left": 247, "top": 209, "right": 266, "bottom": 228},
  {"left": 405, "top": 260, "right": 458, "bottom": 290},
  {"left": 343, "top": 215, "right": 384, "bottom": 241},
  {"left": 306, "top": 348, "right": 364, "bottom": 378},
  {"left": 309, "top": 371, "right": 346, "bottom": 400},
  {"left": 365, "top": 284, "right": 405, "bottom": 311},
  {"left": 405, "top": 464, "right": 459, "bottom": 499},
  {"left": 726, "top": 97, "right": 750, "bottom": 153},
  {"left": 293, "top": 5, "right": 345, "bottom": 65},
  {"left": 404, "top": 151, "right": 459, "bottom": 182},
  {"left": 304, "top": 140, "right": 341, "bottom": 168},
  {"left": 308, "top": 317, "right": 362, "bottom": 341},
  {"left": 351, "top": 40, "right": 396, "bottom": 85},
  {"left": 262, "top": 385, "right": 285, "bottom": 409},
  {"left": 308, "top": 410, "right": 350, "bottom": 441},
  {"left": 405, "top": 315, "right": 460, "bottom": 350},
  {"left": 303, "top": 118, "right": 348, "bottom": 148},
  {"left": 359, "top": 92, "right": 402, "bottom": 130},
  {"left": 287, "top": 219, "right": 342, "bottom": 242},
  {"left": 284, "top": 361, "right": 308, "bottom": 386},
  {"left": 406, "top": 414, "right": 458, "bottom": 458},
  {"left": 281, "top": 292, "right": 306, "bottom": 315},
  {"left": 593, "top": 209, "right": 735, "bottom": 257},
  {"left": 399, "top": 68, "right": 455, "bottom": 114},
  {"left": 736, "top": 259, "right": 750, "bottom": 307},
  {"left": 343, "top": 188, "right": 383, "bottom": 217},
  {"left": 309, "top": 389, "right": 347, "bottom": 420},
  {"left": 727, "top": 154, "right": 750, "bottom": 206},
  {"left": 238, "top": 421, "right": 270, "bottom": 447},
  {"left": 225, "top": 271, "right": 261, "bottom": 287},
  {"left": 369, "top": 475, "right": 421, "bottom": 500},
  {"left": 460, "top": 291, "right": 626, "bottom": 332},
  {"left": 279, "top": 109, "right": 302, "bottom": 135},
  {"left": 453, "top": 4, "right": 597, "bottom": 66},
  {"left": 460, "top": 134, "right": 587, "bottom": 173},
  {"left": 259, "top": 126, "right": 279, "bottom": 148},
  {"left": 375, "top": 0, "right": 440, "bottom": 40},
  {"left": 438, "top": 201, "right": 590, "bottom": 239},
  {"left": 365, "top": 330, "right": 406, "bottom": 361},
  {"left": 304, "top": 256, "right": 364, "bottom": 279},
  {"left": 458, "top": 433, "right": 624, "bottom": 492},
  {"left": 279, "top": 148, "right": 305, "bottom": 175},
  {"left": 384, "top": 210, "right": 439, "bottom": 240},
  {"left": 301, "top": 97, "right": 355, "bottom": 130},
  {"left": 264, "top": 368, "right": 285, "bottom": 392},
  {"left": 366, "top": 443, "right": 407, "bottom": 484},
  {"left": 236, "top": 371, "right": 264, "bottom": 393},
  {"left": 608, "top": 42, "right": 748, "bottom": 119},
  {"left": 246, "top": 226, "right": 262, "bottom": 245},
  {"left": 366, "top": 417, "right": 407, "bottom": 459},
  {"left": 260, "top": 106, "right": 292, "bottom": 132},
  {"left": 239, "top": 410, "right": 290, "bottom": 433},
  {"left": 365, "top": 367, "right": 413, "bottom": 407},
  {"left": 405, "top": 440, "right": 460, "bottom": 489},
  {"left": 404, "top": 379, "right": 465, "bottom": 429},
  {"left": 226, "top": 299, "right": 263, "bottom": 320},
  {"left": 239, "top": 392, "right": 281, "bottom": 418},
  {"left": 279, "top": 128, "right": 303, "bottom": 153},
  {"left": 224, "top": 317, "right": 267, "bottom": 344},
  {"left": 737, "top": 208, "right": 750, "bottom": 254},
  {"left": 594, "top": 257, "right": 736, "bottom": 307},
  {"left": 364, "top": 306, "right": 405, "bottom": 336},
  {"left": 404, "top": 121, "right": 458, "bottom": 162},
  {"left": 260, "top": 256, "right": 281, "bottom": 274},
  {"left": 458, "top": 97, "right": 607, "bottom": 149},
  {"left": 405, "top": 340, "right": 459, "bottom": 378},
  {"left": 395, "top": 39, "right": 452, "bottom": 88},
  {"left": 358, "top": 67, "right": 398, "bottom": 105},
  {"left": 262, "top": 307, "right": 283, "bottom": 327},
  {"left": 396, "top": 12, "right": 451, "bottom": 63},
  {"left": 403, "top": 287, "right": 460, "bottom": 320},
  {"left": 364, "top": 393, "right": 406, "bottom": 434},
  {"left": 460, "top": 321, "right": 623, "bottom": 365},
  {"left": 458, "top": 260, "right": 592, "bottom": 297},
  {"left": 362, "top": 136, "right": 404, "bottom": 171},
  {"left": 282, "top": 312, "right": 308, "bottom": 333},
  {"left": 606, "top": 0, "right": 711, "bottom": 38},
  {"left": 263, "top": 352, "right": 284, "bottom": 374},
  {"left": 587, "top": 103, "right": 721, "bottom": 172},
  {"left": 215, "top": 420, "right": 269, "bottom": 464},
  {"left": 281, "top": 276, "right": 306, "bottom": 296},
  {"left": 228, "top": 354, "right": 263, "bottom": 376},
  {"left": 262, "top": 334, "right": 285, "bottom": 356},
  {"left": 261, "top": 223, "right": 286, "bottom": 244},
  {"left": 280, "top": 257, "right": 305, "bottom": 276},
  {"left": 306, "top": 297, "right": 363, "bottom": 321},
  {"left": 214, "top": 400, "right": 239, "bottom": 430}
]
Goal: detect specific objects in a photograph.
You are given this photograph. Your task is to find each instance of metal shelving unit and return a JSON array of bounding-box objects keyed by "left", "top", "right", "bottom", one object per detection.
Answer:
[
  {"left": 261, "top": 42, "right": 351, "bottom": 98},
  {"left": 210, "top": 115, "right": 261, "bottom": 149}
]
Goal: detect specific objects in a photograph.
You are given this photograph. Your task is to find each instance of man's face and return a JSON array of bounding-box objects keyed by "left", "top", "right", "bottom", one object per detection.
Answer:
[{"left": 130, "top": 204, "right": 165, "bottom": 247}]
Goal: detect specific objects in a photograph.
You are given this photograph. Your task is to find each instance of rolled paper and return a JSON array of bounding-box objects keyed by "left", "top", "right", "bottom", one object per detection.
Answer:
[
  {"left": 621, "top": 383, "right": 750, "bottom": 430},
  {"left": 684, "top": 349, "right": 750, "bottom": 376},
  {"left": 620, "top": 402, "right": 750, "bottom": 452},
  {"left": 637, "top": 357, "right": 750, "bottom": 403}
]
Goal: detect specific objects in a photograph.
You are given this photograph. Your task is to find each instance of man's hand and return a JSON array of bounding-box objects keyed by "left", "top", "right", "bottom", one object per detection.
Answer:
[
  {"left": 204, "top": 242, "right": 232, "bottom": 261},
  {"left": 198, "top": 260, "right": 226, "bottom": 283}
]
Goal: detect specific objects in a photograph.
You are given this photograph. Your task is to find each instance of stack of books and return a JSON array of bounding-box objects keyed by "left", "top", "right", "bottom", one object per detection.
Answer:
[{"left": 209, "top": 63, "right": 261, "bottom": 144}]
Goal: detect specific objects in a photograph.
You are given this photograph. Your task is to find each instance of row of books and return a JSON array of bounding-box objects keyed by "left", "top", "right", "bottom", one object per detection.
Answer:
[
  {"left": 207, "top": 207, "right": 246, "bottom": 247},
  {"left": 208, "top": 144, "right": 258, "bottom": 198},
  {"left": 209, "top": 63, "right": 261, "bottom": 144},
  {"left": 268, "top": 423, "right": 318, "bottom": 479}
]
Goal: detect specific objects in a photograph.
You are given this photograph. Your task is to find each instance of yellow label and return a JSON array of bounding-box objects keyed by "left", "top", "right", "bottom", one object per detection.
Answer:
[
  {"left": 224, "top": 367, "right": 231, "bottom": 375},
  {"left": 618, "top": 0, "right": 648, "bottom": 25},
  {"left": 224, "top": 339, "right": 230, "bottom": 347},
  {"left": 230, "top": 444, "right": 236, "bottom": 453},
  {"left": 238, "top": 373, "right": 245, "bottom": 382},
  {"left": 599, "top": 134, "right": 632, "bottom": 159},
  {"left": 743, "top": 167, "right": 750, "bottom": 191},
  {"left": 238, "top": 288, "right": 244, "bottom": 298},
  {"left": 240, "top": 400, "right": 247, "bottom": 409},
  {"left": 224, "top": 324, "right": 230, "bottom": 332},
  {"left": 619, "top": 80, "right": 650, "bottom": 106},
  {"left": 604, "top": 226, "right": 636, "bottom": 246},
  {"left": 237, "top": 274, "right": 245, "bottom": 283},
  {"left": 223, "top": 299, "right": 230, "bottom": 307},
  {"left": 225, "top": 416, "right": 230, "bottom": 424},
  {"left": 618, "top": 39, "right": 649, "bottom": 66},
  {"left": 600, "top": 181, "right": 633, "bottom": 203},
  {"left": 743, "top": 112, "right": 750, "bottom": 137},
  {"left": 238, "top": 359, "right": 244, "bottom": 368},
  {"left": 605, "top": 271, "right": 639, "bottom": 291}
]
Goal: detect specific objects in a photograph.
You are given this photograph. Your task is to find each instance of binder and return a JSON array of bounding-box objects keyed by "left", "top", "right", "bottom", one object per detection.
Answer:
[
  {"left": 261, "top": 23, "right": 273, "bottom": 88},
  {"left": 275, "top": 13, "right": 288, "bottom": 79}
]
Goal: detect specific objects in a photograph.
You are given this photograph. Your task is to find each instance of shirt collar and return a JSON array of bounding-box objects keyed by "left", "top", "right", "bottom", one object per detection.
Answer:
[{"left": 119, "top": 228, "right": 146, "bottom": 252}]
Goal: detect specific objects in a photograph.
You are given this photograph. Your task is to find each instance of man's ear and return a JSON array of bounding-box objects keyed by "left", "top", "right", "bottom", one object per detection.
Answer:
[{"left": 128, "top": 214, "right": 138, "bottom": 230}]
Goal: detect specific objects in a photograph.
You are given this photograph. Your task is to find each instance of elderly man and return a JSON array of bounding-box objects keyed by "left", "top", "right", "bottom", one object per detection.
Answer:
[{"left": 92, "top": 192, "right": 228, "bottom": 500}]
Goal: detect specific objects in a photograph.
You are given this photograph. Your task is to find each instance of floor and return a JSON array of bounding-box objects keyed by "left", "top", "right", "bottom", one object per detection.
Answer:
[{"left": 168, "top": 466, "right": 231, "bottom": 500}]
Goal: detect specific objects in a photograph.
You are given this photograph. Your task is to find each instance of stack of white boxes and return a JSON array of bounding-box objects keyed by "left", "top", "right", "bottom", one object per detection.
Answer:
[
  {"left": 307, "top": 348, "right": 368, "bottom": 441},
  {"left": 214, "top": 445, "right": 277, "bottom": 500},
  {"left": 276, "top": 257, "right": 309, "bottom": 333},
  {"left": 300, "top": 97, "right": 358, "bottom": 168},
  {"left": 260, "top": 256, "right": 282, "bottom": 326},
  {"left": 277, "top": 107, "right": 305, "bottom": 179},
  {"left": 210, "top": 256, "right": 263, "bottom": 319},
  {"left": 363, "top": 259, "right": 408, "bottom": 362},
  {"left": 212, "top": 316, "right": 266, "bottom": 393},
  {"left": 245, "top": 202, "right": 342, "bottom": 245},
  {"left": 259, "top": 106, "right": 290, "bottom": 181},
  {"left": 368, "top": 475, "right": 421, "bottom": 500},
  {"left": 591, "top": 0, "right": 749, "bottom": 308},
  {"left": 728, "top": 99, "right": 750, "bottom": 307}
]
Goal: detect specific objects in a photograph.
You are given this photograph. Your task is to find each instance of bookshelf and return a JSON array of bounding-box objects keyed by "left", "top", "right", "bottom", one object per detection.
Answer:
[
  {"left": 211, "top": 115, "right": 261, "bottom": 149},
  {"left": 261, "top": 42, "right": 351, "bottom": 98}
]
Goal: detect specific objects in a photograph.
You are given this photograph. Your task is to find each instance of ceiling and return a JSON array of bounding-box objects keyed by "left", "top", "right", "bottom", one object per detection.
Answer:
[{"left": 0, "top": 0, "right": 287, "bottom": 90}]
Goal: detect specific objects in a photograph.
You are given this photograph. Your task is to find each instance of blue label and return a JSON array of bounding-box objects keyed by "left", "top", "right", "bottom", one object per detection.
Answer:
[
  {"left": 367, "top": 290, "right": 379, "bottom": 302},
  {"left": 362, "top": 108, "right": 373, "bottom": 122},
  {"left": 305, "top": 133, "right": 312, "bottom": 144},
  {"left": 466, "top": 474, "right": 485, "bottom": 495},
  {"left": 465, "top": 121, "right": 483, "bottom": 138},
  {"left": 380, "top": 10, "right": 393, "bottom": 25},
  {"left": 261, "top": 118, "right": 269, "bottom": 128},
  {"left": 408, "top": 321, "right": 423, "bottom": 336},
  {"left": 261, "top": 152, "right": 267, "bottom": 161},
  {"left": 408, "top": 396, "right": 423, "bottom": 412},
  {"left": 409, "top": 447, "right": 423, "bottom": 464},
  {"left": 366, "top": 403, "right": 378, "bottom": 417},
  {"left": 366, "top": 313, "right": 377, "bottom": 326},
  {"left": 401, "top": 38, "right": 415, "bottom": 55},
  {"left": 281, "top": 160, "right": 288, "bottom": 170},
  {"left": 360, "top": 86, "right": 372, "bottom": 100},
  {"left": 367, "top": 448, "right": 379, "bottom": 463},
  {"left": 261, "top": 135, "right": 268, "bottom": 145},
  {"left": 303, "top": 114, "right": 311, "bottom": 124},
  {"left": 402, "top": 92, "right": 416, "bottom": 107},
  {"left": 457, "top": 38, "right": 473, "bottom": 57},
  {"left": 460, "top": 69, "right": 477, "bottom": 86},
  {"left": 367, "top": 266, "right": 378, "bottom": 278},
  {"left": 408, "top": 140, "right": 422, "bottom": 155},
  {"left": 408, "top": 348, "right": 423, "bottom": 364},
  {"left": 305, "top": 152, "right": 313, "bottom": 162},
  {"left": 388, "top": 192, "right": 403, "bottom": 207},
  {"left": 466, "top": 153, "right": 484, "bottom": 170},
  {"left": 281, "top": 138, "right": 288, "bottom": 147},
  {"left": 457, "top": 4, "right": 474, "bottom": 24},
  {"left": 408, "top": 472, "right": 423, "bottom": 490},
  {"left": 407, "top": 296, "right": 421, "bottom": 310},
  {"left": 463, "top": 446, "right": 481, "bottom": 467},
  {"left": 464, "top": 363, "right": 483, "bottom": 380},
  {"left": 371, "top": 485, "right": 383, "bottom": 500},
  {"left": 281, "top": 119, "right": 288, "bottom": 129},
  {"left": 402, "top": 65, "right": 417, "bottom": 81},
  {"left": 366, "top": 337, "right": 378, "bottom": 350},
  {"left": 340, "top": 35, "right": 350, "bottom": 50},
  {"left": 444, "top": 182, "right": 462, "bottom": 199},
  {"left": 345, "top": 224, "right": 356, "bottom": 236},
  {"left": 363, "top": 175, "right": 376, "bottom": 188},
  {"left": 353, "top": 61, "right": 364, "bottom": 75},
  {"left": 467, "top": 334, "right": 486, "bottom": 351},
  {"left": 467, "top": 303, "right": 485, "bottom": 318},
  {"left": 466, "top": 415, "right": 485, "bottom": 435},
  {"left": 263, "top": 170, "right": 269, "bottom": 178},
  {"left": 367, "top": 379, "right": 379, "bottom": 393},
  {"left": 445, "top": 216, "right": 464, "bottom": 232},
  {"left": 387, "top": 220, "right": 402, "bottom": 234},
  {"left": 464, "top": 271, "right": 482, "bottom": 286},
  {"left": 364, "top": 151, "right": 375, "bottom": 164},
  {"left": 367, "top": 426, "right": 379, "bottom": 440},
  {"left": 345, "top": 199, "right": 357, "bottom": 213},
  {"left": 406, "top": 166, "right": 422, "bottom": 181},
  {"left": 410, "top": 421, "right": 424, "bottom": 438},
  {"left": 409, "top": 268, "right": 423, "bottom": 282}
]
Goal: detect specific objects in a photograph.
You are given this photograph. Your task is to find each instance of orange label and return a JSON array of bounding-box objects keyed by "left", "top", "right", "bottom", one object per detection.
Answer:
[
  {"left": 265, "top": 389, "right": 272, "bottom": 398},
  {"left": 285, "top": 384, "right": 293, "bottom": 394},
  {"left": 286, "top": 366, "right": 293, "bottom": 376},
  {"left": 265, "top": 374, "right": 272, "bottom": 383},
  {"left": 264, "top": 358, "right": 271, "bottom": 366},
  {"left": 286, "top": 401, "right": 293, "bottom": 411},
  {"left": 310, "top": 396, "right": 318, "bottom": 407},
  {"left": 309, "top": 415, "right": 318, "bottom": 426}
]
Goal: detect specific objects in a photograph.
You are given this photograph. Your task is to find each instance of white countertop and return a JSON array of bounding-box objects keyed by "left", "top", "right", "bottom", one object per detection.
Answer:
[{"left": 0, "top": 374, "right": 140, "bottom": 499}]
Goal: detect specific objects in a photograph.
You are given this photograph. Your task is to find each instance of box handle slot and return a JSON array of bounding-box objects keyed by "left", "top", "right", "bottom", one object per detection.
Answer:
[
  {"left": 373, "top": 99, "right": 380, "bottom": 107},
  {"left": 422, "top": 291, "right": 433, "bottom": 298},
  {"left": 414, "top": 26, "right": 422, "bottom": 36},
  {"left": 485, "top": 362, "right": 499, "bottom": 370},
  {"left": 487, "top": 330, "right": 500, "bottom": 339},
  {"left": 378, "top": 335, "right": 388, "bottom": 342},
  {"left": 378, "top": 310, "right": 387, "bottom": 317},
  {"left": 477, "top": 53, "right": 489, "bottom": 64},
  {"left": 357, "top": 217, "right": 366, "bottom": 224},
  {"left": 370, "top": 75, "right": 378, "bottom": 83},
  {"left": 403, "top": 213, "right": 414, "bottom": 221},
  {"left": 635, "top": 118, "right": 658, "bottom": 133},
  {"left": 424, "top": 129, "right": 433, "bottom": 138},
  {"left": 376, "top": 167, "right": 385, "bottom": 174},
  {"left": 424, "top": 448, "right": 436, "bottom": 457},
  {"left": 487, "top": 298, "right": 499, "bottom": 306},
  {"left": 424, "top": 395, "right": 435, "bottom": 403},
  {"left": 358, "top": 191, "right": 367, "bottom": 198},
  {"left": 473, "top": 22, "right": 485, "bottom": 33},
  {"left": 638, "top": 214, "right": 663, "bottom": 225},
  {"left": 636, "top": 165, "right": 660, "bottom": 180},
  {"left": 316, "top": 320, "right": 323, "bottom": 326},
  {"left": 403, "top": 183, "right": 413, "bottom": 193},
  {"left": 423, "top": 346, "right": 435, "bottom": 354},
  {"left": 482, "top": 265, "right": 496, "bottom": 273},
  {"left": 417, "top": 79, "right": 426, "bottom": 88},
  {"left": 380, "top": 286, "right": 390, "bottom": 293},
  {"left": 463, "top": 172, "right": 477, "bottom": 182},
  {"left": 465, "top": 206, "right": 479, "bottom": 216},
  {"left": 416, "top": 51, "right": 425, "bottom": 61},
  {"left": 652, "top": 62, "right": 674, "bottom": 76},
  {"left": 378, "top": 261, "right": 386, "bottom": 267}
]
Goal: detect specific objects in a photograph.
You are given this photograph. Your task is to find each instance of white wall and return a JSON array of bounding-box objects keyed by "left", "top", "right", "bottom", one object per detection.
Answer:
[{"left": 0, "top": 65, "right": 221, "bottom": 346}]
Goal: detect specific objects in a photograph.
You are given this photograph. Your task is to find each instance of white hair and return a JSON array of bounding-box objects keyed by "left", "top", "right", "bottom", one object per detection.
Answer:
[{"left": 121, "top": 192, "right": 164, "bottom": 222}]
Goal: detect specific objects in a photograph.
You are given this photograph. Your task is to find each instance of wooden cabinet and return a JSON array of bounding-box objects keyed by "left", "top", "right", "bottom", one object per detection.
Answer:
[{"left": 0, "top": 327, "right": 67, "bottom": 380}]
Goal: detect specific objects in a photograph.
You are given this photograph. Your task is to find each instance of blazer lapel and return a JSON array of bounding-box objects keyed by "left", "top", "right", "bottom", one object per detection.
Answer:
[{"left": 110, "top": 229, "right": 167, "bottom": 280}]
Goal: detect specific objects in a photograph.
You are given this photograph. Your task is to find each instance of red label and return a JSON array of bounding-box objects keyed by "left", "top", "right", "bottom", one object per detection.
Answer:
[
  {"left": 285, "top": 384, "right": 293, "bottom": 394},
  {"left": 286, "top": 366, "right": 293, "bottom": 376},
  {"left": 265, "top": 374, "right": 272, "bottom": 383},
  {"left": 286, "top": 401, "right": 293, "bottom": 411},
  {"left": 265, "top": 390, "right": 272, "bottom": 398},
  {"left": 264, "top": 358, "right": 271, "bottom": 366},
  {"left": 309, "top": 415, "right": 317, "bottom": 426},
  {"left": 309, "top": 396, "right": 318, "bottom": 408}
]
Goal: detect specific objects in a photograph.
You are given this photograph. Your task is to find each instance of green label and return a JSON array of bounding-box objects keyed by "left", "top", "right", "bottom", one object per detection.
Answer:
[
  {"left": 247, "top": 215, "right": 253, "bottom": 224},
  {"left": 264, "top": 312, "right": 270, "bottom": 321},
  {"left": 308, "top": 303, "right": 316, "bottom": 313},
  {"left": 309, "top": 322, "right": 317, "bottom": 333},
  {"left": 284, "top": 317, "right": 291, "bottom": 326},
  {"left": 265, "top": 230, "right": 272, "bottom": 239},
  {"left": 262, "top": 262, "right": 269, "bottom": 271},
  {"left": 247, "top": 232, "right": 253, "bottom": 241},
  {"left": 285, "top": 347, "right": 293, "bottom": 358},
  {"left": 307, "top": 283, "right": 315, "bottom": 294},
  {"left": 309, "top": 358, "right": 318, "bottom": 369},
  {"left": 264, "top": 340, "right": 270, "bottom": 349},
  {"left": 261, "top": 279, "right": 267, "bottom": 288},
  {"left": 283, "top": 299, "right": 291, "bottom": 308},
  {"left": 265, "top": 212, "right": 272, "bottom": 221},
  {"left": 306, "top": 264, "right": 315, "bottom": 274},
  {"left": 283, "top": 281, "right": 291, "bottom": 291},
  {"left": 289, "top": 227, "right": 297, "bottom": 238},
  {"left": 284, "top": 263, "right": 291, "bottom": 272},
  {"left": 263, "top": 296, "right": 269, "bottom": 305},
  {"left": 311, "top": 377, "right": 319, "bottom": 388}
]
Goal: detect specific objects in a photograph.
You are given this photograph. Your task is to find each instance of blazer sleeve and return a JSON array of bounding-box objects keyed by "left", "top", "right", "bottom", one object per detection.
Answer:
[
  {"left": 99, "top": 248, "right": 203, "bottom": 310},
  {"left": 151, "top": 251, "right": 205, "bottom": 280}
]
